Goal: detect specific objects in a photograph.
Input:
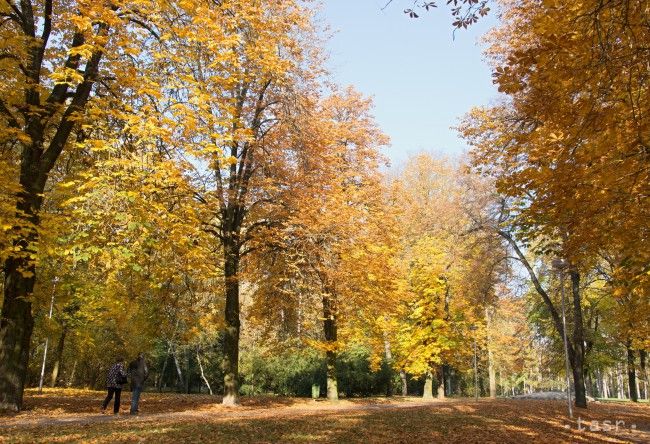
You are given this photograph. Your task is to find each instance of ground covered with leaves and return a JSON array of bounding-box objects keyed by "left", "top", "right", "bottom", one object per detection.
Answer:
[{"left": 0, "top": 389, "right": 648, "bottom": 443}]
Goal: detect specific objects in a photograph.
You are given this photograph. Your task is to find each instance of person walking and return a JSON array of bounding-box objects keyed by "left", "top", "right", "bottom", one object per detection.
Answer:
[
  {"left": 128, "top": 353, "right": 148, "bottom": 415},
  {"left": 101, "top": 356, "right": 127, "bottom": 414}
]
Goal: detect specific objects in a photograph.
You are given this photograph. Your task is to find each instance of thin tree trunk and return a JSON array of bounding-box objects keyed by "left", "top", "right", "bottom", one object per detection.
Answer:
[
  {"left": 383, "top": 337, "right": 393, "bottom": 397},
  {"left": 322, "top": 293, "right": 338, "bottom": 401},
  {"left": 500, "top": 232, "right": 587, "bottom": 408},
  {"left": 185, "top": 347, "right": 191, "bottom": 394},
  {"left": 196, "top": 348, "right": 213, "bottom": 395},
  {"left": 606, "top": 370, "right": 613, "bottom": 399},
  {"left": 67, "top": 359, "right": 77, "bottom": 387},
  {"left": 640, "top": 350, "right": 648, "bottom": 400},
  {"left": 50, "top": 327, "right": 67, "bottom": 387},
  {"left": 173, "top": 348, "right": 184, "bottom": 390},
  {"left": 616, "top": 365, "right": 624, "bottom": 399},
  {"left": 400, "top": 369, "right": 408, "bottom": 396},
  {"left": 585, "top": 371, "right": 594, "bottom": 398},
  {"left": 486, "top": 307, "right": 496, "bottom": 398},
  {"left": 159, "top": 345, "right": 171, "bottom": 392}
]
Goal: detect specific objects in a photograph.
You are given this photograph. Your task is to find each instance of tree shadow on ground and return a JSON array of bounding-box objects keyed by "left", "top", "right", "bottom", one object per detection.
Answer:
[
  {"left": 2, "top": 398, "right": 648, "bottom": 443},
  {"left": 8, "top": 389, "right": 309, "bottom": 418}
]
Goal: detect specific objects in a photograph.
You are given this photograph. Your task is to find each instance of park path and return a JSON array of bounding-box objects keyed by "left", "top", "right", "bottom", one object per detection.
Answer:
[{"left": 0, "top": 398, "right": 455, "bottom": 429}]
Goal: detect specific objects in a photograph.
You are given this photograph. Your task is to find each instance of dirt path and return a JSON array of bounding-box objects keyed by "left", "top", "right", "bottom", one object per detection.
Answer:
[{"left": 0, "top": 399, "right": 452, "bottom": 429}]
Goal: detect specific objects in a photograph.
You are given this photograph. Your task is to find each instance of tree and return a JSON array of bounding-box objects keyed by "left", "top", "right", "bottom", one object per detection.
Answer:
[
  {"left": 390, "top": 154, "right": 503, "bottom": 399},
  {"left": 386, "top": 0, "right": 491, "bottom": 27},
  {"left": 459, "top": 0, "right": 650, "bottom": 407},
  {"left": 0, "top": 0, "right": 168, "bottom": 411},
  {"left": 152, "top": 0, "right": 335, "bottom": 404},
  {"left": 247, "top": 87, "right": 393, "bottom": 401}
]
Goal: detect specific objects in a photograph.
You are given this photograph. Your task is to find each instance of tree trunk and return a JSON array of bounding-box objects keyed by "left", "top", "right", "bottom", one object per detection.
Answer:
[
  {"left": 486, "top": 308, "right": 497, "bottom": 398},
  {"left": 196, "top": 348, "right": 213, "bottom": 395},
  {"left": 325, "top": 350, "right": 338, "bottom": 401},
  {"left": 383, "top": 338, "right": 393, "bottom": 397},
  {"left": 400, "top": 369, "right": 408, "bottom": 396},
  {"left": 222, "top": 241, "right": 240, "bottom": 406},
  {"left": 616, "top": 365, "right": 624, "bottom": 398},
  {"left": 626, "top": 342, "right": 638, "bottom": 402},
  {"left": 173, "top": 348, "right": 184, "bottom": 391},
  {"left": 0, "top": 185, "right": 41, "bottom": 410},
  {"left": 159, "top": 345, "right": 171, "bottom": 392},
  {"left": 585, "top": 371, "right": 594, "bottom": 398},
  {"left": 501, "top": 233, "right": 587, "bottom": 408},
  {"left": 184, "top": 347, "right": 191, "bottom": 394},
  {"left": 322, "top": 293, "right": 338, "bottom": 401},
  {"left": 436, "top": 366, "right": 445, "bottom": 399},
  {"left": 50, "top": 327, "right": 67, "bottom": 387},
  {"left": 423, "top": 370, "right": 434, "bottom": 399},
  {"left": 0, "top": 257, "right": 36, "bottom": 411},
  {"left": 0, "top": 17, "right": 109, "bottom": 410},
  {"left": 67, "top": 359, "right": 77, "bottom": 387},
  {"left": 569, "top": 270, "right": 587, "bottom": 408},
  {"left": 640, "top": 350, "right": 648, "bottom": 400}
]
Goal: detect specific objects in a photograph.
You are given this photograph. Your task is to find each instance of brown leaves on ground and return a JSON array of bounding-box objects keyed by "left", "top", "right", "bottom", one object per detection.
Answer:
[{"left": 1, "top": 389, "right": 648, "bottom": 443}]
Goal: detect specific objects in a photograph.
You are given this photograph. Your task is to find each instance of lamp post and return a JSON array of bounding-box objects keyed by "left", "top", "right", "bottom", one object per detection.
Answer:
[
  {"left": 469, "top": 324, "right": 478, "bottom": 401},
  {"left": 552, "top": 259, "right": 573, "bottom": 419}
]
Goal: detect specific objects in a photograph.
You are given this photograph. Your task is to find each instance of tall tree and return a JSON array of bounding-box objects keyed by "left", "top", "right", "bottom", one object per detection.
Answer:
[
  {"left": 247, "top": 88, "right": 392, "bottom": 401},
  {"left": 459, "top": 0, "right": 650, "bottom": 407},
  {"left": 157, "top": 0, "right": 320, "bottom": 405},
  {"left": 0, "top": 0, "right": 166, "bottom": 411}
]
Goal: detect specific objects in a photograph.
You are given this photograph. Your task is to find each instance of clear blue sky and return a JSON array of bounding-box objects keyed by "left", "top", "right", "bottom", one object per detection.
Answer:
[{"left": 320, "top": 1, "right": 498, "bottom": 168}]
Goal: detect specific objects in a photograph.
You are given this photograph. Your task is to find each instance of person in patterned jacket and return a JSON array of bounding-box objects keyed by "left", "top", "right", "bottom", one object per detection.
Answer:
[{"left": 101, "top": 356, "right": 127, "bottom": 414}]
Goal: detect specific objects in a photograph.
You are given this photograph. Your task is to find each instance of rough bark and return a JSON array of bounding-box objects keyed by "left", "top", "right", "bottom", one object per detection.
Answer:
[
  {"left": 569, "top": 270, "right": 587, "bottom": 408},
  {"left": 322, "top": 294, "right": 338, "bottom": 401},
  {"left": 1, "top": 162, "right": 43, "bottom": 411},
  {"left": 0, "top": 266, "right": 34, "bottom": 411},
  {"left": 222, "top": 238, "right": 241, "bottom": 406},
  {"left": 626, "top": 342, "right": 638, "bottom": 402}
]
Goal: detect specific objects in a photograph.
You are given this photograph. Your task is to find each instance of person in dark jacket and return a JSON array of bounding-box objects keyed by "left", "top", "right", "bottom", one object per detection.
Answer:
[
  {"left": 128, "top": 353, "right": 148, "bottom": 415},
  {"left": 101, "top": 356, "right": 127, "bottom": 414}
]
